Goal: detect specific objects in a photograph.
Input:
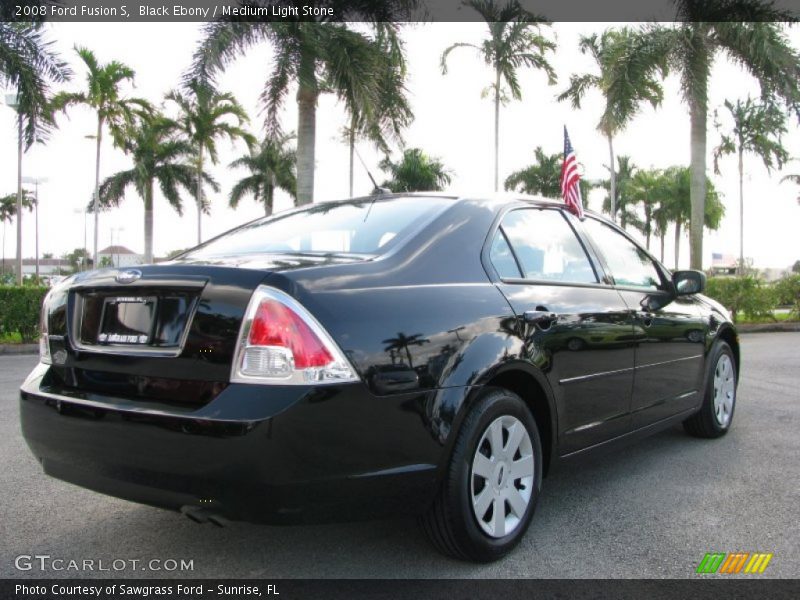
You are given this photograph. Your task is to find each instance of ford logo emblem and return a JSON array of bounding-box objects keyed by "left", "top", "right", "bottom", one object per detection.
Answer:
[{"left": 115, "top": 269, "right": 142, "bottom": 284}]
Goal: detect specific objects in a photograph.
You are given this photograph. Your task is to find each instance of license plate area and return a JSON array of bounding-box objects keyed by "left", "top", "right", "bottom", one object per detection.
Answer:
[
  {"left": 74, "top": 290, "right": 199, "bottom": 355},
  {"left": 98, "top": 296, "right": 157, "bottom": 345}
]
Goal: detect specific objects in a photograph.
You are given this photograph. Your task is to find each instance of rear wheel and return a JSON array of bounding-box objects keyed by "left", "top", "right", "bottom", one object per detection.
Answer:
[
  {"left": 684, "top": 341, "right": 737, "bottom": 438},
  {"left": 419, "top": 387, "right": 542, "bottom": 562}
]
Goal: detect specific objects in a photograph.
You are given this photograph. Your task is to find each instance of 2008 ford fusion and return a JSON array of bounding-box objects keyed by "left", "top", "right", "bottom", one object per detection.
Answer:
[{"left": 21, "top": 194, "right": 739, "bottom": 562}]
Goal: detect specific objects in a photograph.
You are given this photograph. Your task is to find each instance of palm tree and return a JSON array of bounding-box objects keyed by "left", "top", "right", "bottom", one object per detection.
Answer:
[
  {"left": 191, "top": 6, "right": 415, "bottom": 206},
  {"left": 1, "top": 15, "right": 71, "bottom": 283},
  {"left": 51, "top": 47, "right": 151, "bottom": 266},
  {"left": 0, "top": 191, "right": 34, "bottom": 275},
  {"left": 344, "top": 27, "right": 413, "bottom": 197},
  {"left": 713, "top": 98, "right": 789, "bottom": 274},
  {"left": 609, "top": 6, "right": 800, "bottom": 269},
  {"left": 441, "top": 0, "right": 556, "bottom": 191},
  {"left": 627, "top": 168, "right": 667, "bottom": 252},
  {"left": 379, "top": 148, "right": 452, "bottom": 192},
  {"left": 382, "top": 332, "right": 429, "bottom": 369},
  {"left": 504, "top": 146, "right": 591, "bottom": 200},
  {"left": 229, "top": 133, "right": 297, "bottom": 216},
  {"left": 598, "top": 155, "right": 642, "bottom": 231},
  {"left": 662, "top": 166, "right": 725, "bottom": 270},
  {"left": 167, "top": 79, "right": 254, "bottom": 244},
  {"left": 0, "top": 17, "right": 70, "bottom": 145},
  {"left": 558, "top": 28, "right": 665, "bottom": 222},
  {"left": 96, "top": 114, "right": 218, "bottom": 263}
]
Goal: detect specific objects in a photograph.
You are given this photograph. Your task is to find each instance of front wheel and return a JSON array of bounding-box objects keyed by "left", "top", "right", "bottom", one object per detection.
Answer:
[
  {"left": 684, "top": 341, "right": 737, "bottom": 438},
  {"left": 419, "top": 388, "right": 542, "bottom": 562}
]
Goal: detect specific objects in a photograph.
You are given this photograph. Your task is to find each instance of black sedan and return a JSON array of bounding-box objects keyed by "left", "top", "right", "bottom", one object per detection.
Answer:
[{"left": 20, "top": 194, "right": 739, "bottom": 562}]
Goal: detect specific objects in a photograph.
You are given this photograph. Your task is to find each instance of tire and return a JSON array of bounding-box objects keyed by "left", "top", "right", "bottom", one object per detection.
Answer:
[
  {"left": 683, "top": 341, "right": 737, "bottom": 439},
  {"left": 419, "top": 387, "right": 543, "bottom": 562}
]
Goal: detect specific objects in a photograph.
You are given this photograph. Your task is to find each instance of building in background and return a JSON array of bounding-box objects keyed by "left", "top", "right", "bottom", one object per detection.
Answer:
[
  {"left": 759, "top": 267, "right": 792, "bottom": 282},
  {"left": 711, "top": 252, "right": 737, "bottom": 276},
  {"left": 97, "top": 245, "right": 143, "bottom": 268}
]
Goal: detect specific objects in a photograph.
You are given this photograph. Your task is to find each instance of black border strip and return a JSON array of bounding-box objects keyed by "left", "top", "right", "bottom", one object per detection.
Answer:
[
  {"left": 2, "top": 579, "right": 800, "bottom": 600},
  {"left": 4, "top": 0, "right": 799, "bottom": 23}
]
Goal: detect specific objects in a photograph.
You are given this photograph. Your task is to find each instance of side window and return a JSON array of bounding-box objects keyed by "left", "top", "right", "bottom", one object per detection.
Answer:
[
  {"left": 582, "top": 217, "right": 663, "bottom": 290},
  {"left": 497, "top": 209, "right": 597, "bottom": 284},
  {"left": 489, "top": 230, "right": 523, "bottom": 278}
]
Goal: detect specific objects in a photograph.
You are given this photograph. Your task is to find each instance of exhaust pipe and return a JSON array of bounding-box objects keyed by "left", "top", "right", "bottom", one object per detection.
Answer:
[{"left": 180, "top": 505, "right": 228, "bottom": 527}]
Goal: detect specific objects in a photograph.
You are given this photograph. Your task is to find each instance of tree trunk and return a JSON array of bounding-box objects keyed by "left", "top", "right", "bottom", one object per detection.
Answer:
[
  {"left": 688, "top": 66, "right": 708, "bottom": 270},
  {"left": 296, "top": 51, "right": 317, "bottom": 206},
  {"left": 15, "top": 112, "right": 22, "bottom": 285},
  {"left": 645, "top": 208, "right": 651, "bottom": 250},
  {"left": 265, "top": 170, "right": 275, "bottom": 216},
  {"left": 493, "top": 68, "right": 501, "bottom": 192},
  {"left": 674, "top": 221, "right": 681, "bottom": 270},
  {"left": 93, "top": 116, "right": 103, "bottom": 269},
  {"left": 738, "top": 147, "right": 744, "bottom": 275},
  {"left": 608, "top": 134, "right": 616, "bottom": 224},
  {"left": 660, "top": 234, "right": 665, "bottom": 263},
  {"left": 348, "top": 117, "right": 355, "bottom": 197},
  {"left": 144, "top": 180, "right": 154, "bottom": 263},
  {"left": 196, "top": 144, "right": 204, "bottom": 245}
]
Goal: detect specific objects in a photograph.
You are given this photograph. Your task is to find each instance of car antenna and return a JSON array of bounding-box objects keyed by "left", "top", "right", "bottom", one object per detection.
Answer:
[
  {"left": 353, "top": 145, "right": 390, "bottom": 222},
  {"left": 354, "top": 146, "right": 391, "bottom": 197}
]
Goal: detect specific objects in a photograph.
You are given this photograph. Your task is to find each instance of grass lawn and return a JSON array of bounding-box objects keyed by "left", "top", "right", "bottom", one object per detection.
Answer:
[{"left": 736, "top": 312, "right": 798, "bottom": 324}]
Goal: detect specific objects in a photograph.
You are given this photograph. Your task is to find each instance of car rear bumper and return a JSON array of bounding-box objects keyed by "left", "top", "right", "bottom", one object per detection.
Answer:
[{"left": 19, "top": 363, "right": 441, "bottom": 524}]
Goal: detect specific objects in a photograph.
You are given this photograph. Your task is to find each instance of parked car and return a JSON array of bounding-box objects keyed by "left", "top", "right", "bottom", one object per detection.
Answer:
[{"left": 20, "top": 194, "right": 739, "bottom": 561}]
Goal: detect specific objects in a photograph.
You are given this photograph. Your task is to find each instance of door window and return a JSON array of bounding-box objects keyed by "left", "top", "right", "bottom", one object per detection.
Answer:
[
  {"left": 582, "top": 217, "right": 663, "bottom": 289},
  {"left": 496, "top": 209, "right": 597, "bottom": 283}
]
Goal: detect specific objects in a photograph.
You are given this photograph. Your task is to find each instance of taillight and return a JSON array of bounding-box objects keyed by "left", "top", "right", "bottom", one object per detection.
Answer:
[
  {"left": 39, "top": 292, "right": 52, "bottom": 364},
  {"left": 231, "top": 286, "right": 358, "bottom": 385}
]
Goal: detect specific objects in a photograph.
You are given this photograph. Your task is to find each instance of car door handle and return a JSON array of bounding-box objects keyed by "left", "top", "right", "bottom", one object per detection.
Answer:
[{"left": 523, "top": 310, "right": 558, "bottom": 328}]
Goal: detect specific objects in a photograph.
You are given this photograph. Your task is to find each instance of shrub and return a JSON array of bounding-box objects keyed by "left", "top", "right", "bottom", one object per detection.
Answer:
[
  {"left": 0, "top": 286, "right": 49, "bottom": 343},
  {"left": 774, "top": 274, "right": 800, "bottom": 317},
  {"left": 704, "top": 276, "right": 778, "bottom": 323}
]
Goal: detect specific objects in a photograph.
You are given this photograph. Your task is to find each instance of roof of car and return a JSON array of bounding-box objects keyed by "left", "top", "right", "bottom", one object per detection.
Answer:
[
  {"left": 311, "top": 191, "right": 607, "bottom": 222},
  {"left": 353, "top": 190, "right": 567, "bottom": 207}
]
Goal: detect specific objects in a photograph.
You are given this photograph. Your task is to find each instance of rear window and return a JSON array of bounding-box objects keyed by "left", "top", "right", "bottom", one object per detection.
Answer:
[{"left": 186, "top": 196, "right": 452, "bottom": 258}]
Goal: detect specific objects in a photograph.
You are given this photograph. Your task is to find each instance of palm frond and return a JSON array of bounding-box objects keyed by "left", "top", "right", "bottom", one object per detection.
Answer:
[
  {"left": 188, "top": 21, "right": 267, "bottom": 87},
  {"left": 715, "top": 21, "right": 800, "bottom": 119},
  {"left": 0, "top": 22, "right": 71, "bottom": 146}
]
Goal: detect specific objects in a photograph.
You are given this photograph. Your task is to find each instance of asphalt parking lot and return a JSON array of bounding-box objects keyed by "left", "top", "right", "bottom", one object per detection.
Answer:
[{"left": 1, "top": 332, "right": 798, "bottom": 579}]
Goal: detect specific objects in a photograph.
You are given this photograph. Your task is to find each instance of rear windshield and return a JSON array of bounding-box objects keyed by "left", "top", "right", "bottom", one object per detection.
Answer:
[{"left": 185, "top": 196, "right": 452, "bottom": 258}]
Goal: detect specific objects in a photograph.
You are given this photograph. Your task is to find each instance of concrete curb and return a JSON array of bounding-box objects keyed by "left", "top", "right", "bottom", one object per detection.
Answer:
[
  {"left": 736, "top": 322, "right": 800, "bottom": 334},
  {"left": 0, "top": 343, "right": 38, "bottom": 355}
]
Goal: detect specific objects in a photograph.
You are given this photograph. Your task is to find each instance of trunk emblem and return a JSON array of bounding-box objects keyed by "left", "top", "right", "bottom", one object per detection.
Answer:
[{"left": 115, "top": 269, "right": 142, "bottom": 284}]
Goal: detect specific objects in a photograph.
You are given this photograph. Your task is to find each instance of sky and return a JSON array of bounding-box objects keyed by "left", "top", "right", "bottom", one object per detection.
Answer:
[{"left": 1, "top": 21, "right": 799, "bottom": 269}]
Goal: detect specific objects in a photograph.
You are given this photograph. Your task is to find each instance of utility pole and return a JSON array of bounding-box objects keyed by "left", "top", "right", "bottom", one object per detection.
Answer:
[
  {"left": 4, "top": 94, "right": 24, "bottom": 284},
  {"left": 23, "top": 176, "right": 47, "bottom": 281}
]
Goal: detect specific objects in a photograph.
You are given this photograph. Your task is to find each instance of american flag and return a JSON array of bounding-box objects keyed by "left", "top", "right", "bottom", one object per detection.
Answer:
[{"left": 561, "top": 126, "right": 584, "bottom": 218}]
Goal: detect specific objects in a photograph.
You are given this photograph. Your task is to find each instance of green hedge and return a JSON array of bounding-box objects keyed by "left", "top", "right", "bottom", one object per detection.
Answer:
[
  {"left": 0, "top": 286, "right": 49, "bottom": 343},
  {"left": 705, "top": 276, "right": 778, "bottom": 323}
]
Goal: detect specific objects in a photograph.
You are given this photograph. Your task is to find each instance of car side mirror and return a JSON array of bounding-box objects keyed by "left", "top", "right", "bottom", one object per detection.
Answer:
[{"left": 673, "top": 270, "right": 706, "bottom": 295}]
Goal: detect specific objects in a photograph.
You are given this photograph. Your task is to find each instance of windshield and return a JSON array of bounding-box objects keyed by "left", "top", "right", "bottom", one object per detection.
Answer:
[{"left": 185, "top": 196, "right": 453, "bottom": 259}]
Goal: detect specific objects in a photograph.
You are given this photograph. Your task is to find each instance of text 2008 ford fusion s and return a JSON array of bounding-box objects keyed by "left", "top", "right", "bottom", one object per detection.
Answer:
[{"left": 21, "top": 194, "right": 739, "bottom": 562}]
